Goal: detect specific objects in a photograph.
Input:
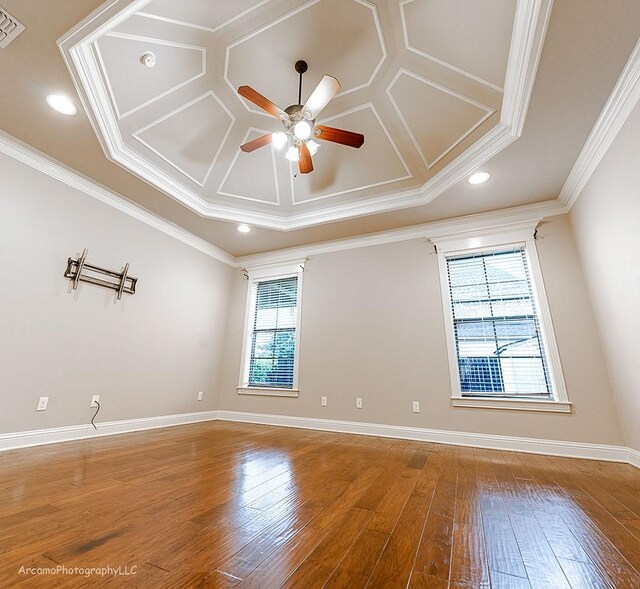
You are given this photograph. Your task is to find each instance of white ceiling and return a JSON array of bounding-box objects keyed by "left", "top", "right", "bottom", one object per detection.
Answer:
[{"left": 59, "top": 0, "right": 530, "bottom": 229}]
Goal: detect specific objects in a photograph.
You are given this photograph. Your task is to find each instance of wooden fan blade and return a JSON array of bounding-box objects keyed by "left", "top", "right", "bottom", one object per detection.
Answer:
[
  {"left": 298, "top": 143, "right": 313, "bottom": 174},
  {"left": 314, "top": 125, "right": 364, "bottom": 148},
  {"left": 240, "top": 133, "right": 273, "bottom": 153},
  {"left": 238, "top": 86, "right": 287, "bottom": 120},
  {"left": 302, "top": 75, "right": 341, "bottom": 119}
]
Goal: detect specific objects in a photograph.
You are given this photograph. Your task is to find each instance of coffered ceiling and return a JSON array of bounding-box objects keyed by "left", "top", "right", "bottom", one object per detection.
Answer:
[
  {"left": 58, "top": 0, "right": 536, "bottom": 229},
  {"left": 1, "top": 0, "right": 639, "bottom": 254}
]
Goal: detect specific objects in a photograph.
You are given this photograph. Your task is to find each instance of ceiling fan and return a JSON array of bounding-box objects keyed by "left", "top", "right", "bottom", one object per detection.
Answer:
[{"left": 238, "top": 60, "right": 365, "bottom": 174}]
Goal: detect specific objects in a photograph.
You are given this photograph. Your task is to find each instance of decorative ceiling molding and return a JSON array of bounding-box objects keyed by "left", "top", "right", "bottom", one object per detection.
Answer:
[
  {"left": 399, "top": 0, "right": 508, "bottom": 93},
  {"left": 290, "top": 103, "right": 412, "bottom": 205},
  {"left": 218, "top": 127, "right": 281, "bottom": 205},
  {"left": 136, "top": 0, "right": 272, "bottom": 34},
  {"left": 559, "top": 39, "right": 640, "bottom": 209},
  {"left": 223, "top": 0, "right": 387, "bottom": 118},
  {"left": 386, "top": 68, "right": 496, "bottom": 169},
  {"left": 58, "top": 0, "right": 552, "bottom": 230},
  {"left": 95, "top": 31, "right": 206, "bottom": 120},
  {"left": 4, "top": 26, "right": 638, "bottom": 263},
  {"left": 132, "top": 90, "right": 235, "bottom": 187}
]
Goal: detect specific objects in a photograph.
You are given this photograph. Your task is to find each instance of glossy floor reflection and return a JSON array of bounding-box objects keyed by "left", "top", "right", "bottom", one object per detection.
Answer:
[{"left": 0, "top": 421, "right": 639, "bottom": 588}]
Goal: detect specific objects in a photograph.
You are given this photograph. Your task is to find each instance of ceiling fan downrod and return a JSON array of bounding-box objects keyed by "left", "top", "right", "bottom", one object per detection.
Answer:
[{"left": 295, "top": 60, "right": 308, "bottom": 106}]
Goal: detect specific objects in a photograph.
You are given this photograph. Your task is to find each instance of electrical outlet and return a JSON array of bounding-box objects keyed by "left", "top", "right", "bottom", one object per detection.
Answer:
[
  {"left": 91, "top": 395, "right": 100, "bottom": 408},
  {"left": 37, "top": 397, "right": 49, "bottom": 411},
  {"left": 321, "top": 396, "right": 327, "bottom": 407},
  {"left": 197, "top": 391, "right": 203, "bottom": 401},
  {"left": 356, "top": 397, "right": 363, "bottom": 409},
  {"left": 413, "top": 401, "right": 420, "bottom": 413}
]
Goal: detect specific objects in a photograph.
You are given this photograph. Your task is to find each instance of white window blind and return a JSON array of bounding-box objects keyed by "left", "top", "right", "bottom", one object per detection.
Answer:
[
  {"left": 248, "top": 276, "right": 298, "bottom": 389},
  {"left": 445, "top": 247, "right": 553, "bottom": 398}
]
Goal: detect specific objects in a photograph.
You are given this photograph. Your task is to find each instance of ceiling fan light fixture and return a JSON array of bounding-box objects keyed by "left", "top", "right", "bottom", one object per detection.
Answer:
[
  {"left": 294, "top": 120, "right": 312, "bottom": 140},
  {"left": 272, "top": 132, "right": 287, "bottom": 149},
  {"left": 285, "top": 146, "right": 300, "bottom": 162},
  {"left": 307, "top": 140, "right": 321, "bottom": 156},
  {"left": 237, "top": 63, "right": 361, "bottom": 173}
]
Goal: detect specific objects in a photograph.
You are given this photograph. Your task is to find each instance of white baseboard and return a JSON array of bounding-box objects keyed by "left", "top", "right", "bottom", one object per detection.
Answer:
[
  {"left": 216, "top": 410, "right": 638, "bottom": 467},
  {"left": 0, "top": 410, "right": 217, "bottom": 452},
  {"left": 1, "top": 409, "right": 637, "bottom": 470}
]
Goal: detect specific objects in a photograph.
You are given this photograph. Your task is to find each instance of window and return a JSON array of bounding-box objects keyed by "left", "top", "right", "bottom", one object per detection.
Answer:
[
  {"left": 249, "top": 276, "right": 298, "bottom": 388},
  {"left": 447, "top": 248, "right": 552, "bottom": 397},
  {"left": 238, "top": 262, "right": 304, "bottom": 397},
  {"left": 434, "top": 224, "right": 570, "bottom": 412}
]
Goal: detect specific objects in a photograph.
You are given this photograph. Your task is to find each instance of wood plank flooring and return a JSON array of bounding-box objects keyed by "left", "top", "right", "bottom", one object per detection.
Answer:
[{"left": 0, "top": 422, "right": 639, "bottom": 588}]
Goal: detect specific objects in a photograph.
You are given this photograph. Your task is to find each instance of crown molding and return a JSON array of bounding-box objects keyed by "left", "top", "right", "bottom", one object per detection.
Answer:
[
  {"left": 234, "top": 200, "right": 566, "bottom": 268},
  {"left": 559, "top": 39, "right": 640, "bottom": 209},
  {"left": 1, "top": 128, "right": 568, "bottom": 272},
  {"left": 0, "top": 131, "right": 236, "bottom": 267},
  {"left": 57, "top": 0, "right": 552, "bottom": 230}
]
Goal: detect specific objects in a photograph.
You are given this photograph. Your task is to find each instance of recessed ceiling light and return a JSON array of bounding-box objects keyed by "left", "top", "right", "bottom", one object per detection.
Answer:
[
  {"left": 468, "top": 172, "right": 490, "bottom": 185},
  {"left": 237, "top": 224, "right": 252, "bottom": 233},
  {"left": 46, "top": 94, "right": 77, "bottom": 116}
]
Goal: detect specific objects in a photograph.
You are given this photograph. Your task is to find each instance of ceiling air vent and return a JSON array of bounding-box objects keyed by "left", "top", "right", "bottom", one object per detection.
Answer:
[{"left": 0, "top": 7, "right": 25, "bottom": 48}]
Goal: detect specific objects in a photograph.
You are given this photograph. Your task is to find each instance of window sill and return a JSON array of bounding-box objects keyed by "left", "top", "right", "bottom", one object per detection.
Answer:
[
  {"left": 237, "top": 386, "right": 299, "bottom": 398},
  {"left": 451, "top": 396, "right": 572, "bottom": 413}
]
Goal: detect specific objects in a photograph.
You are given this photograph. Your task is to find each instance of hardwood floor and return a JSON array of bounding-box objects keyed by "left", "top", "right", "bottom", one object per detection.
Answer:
[{"left": 0, "top": 422, "right": 639, "bottom": 588}]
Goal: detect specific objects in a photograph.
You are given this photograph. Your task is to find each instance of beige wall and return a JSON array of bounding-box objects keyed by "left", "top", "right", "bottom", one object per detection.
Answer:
[
  {"left": 0, "top": 152, "right": 234, "bottom": 434},
  {"left": 570, "top": 100, "right": 640, "bottom": 451},
  {"left": 1, "top": 137, "right": 630, "bottom": 450},
  {"left": 220, "top": 215, "right": 624, "bottom": 445}
]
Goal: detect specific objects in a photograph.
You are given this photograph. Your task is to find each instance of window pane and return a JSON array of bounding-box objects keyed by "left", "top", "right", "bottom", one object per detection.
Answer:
[
  {"left": 459, "top": 357, "right": 503, "bottom": 392},
  {"left": 452, "top": 300, "right": 492, "bottom": 319},
  {"left": 252, "top": 331, "right": 274, "bottom": 358},
  {"left": 446, "top": 248, "right": 552, "bottom": 398}
]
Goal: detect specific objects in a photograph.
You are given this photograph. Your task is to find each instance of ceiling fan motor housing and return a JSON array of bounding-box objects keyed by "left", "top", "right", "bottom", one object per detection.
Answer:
[{"left": 285, "top": 104, "right": 303, "bottom": 116}]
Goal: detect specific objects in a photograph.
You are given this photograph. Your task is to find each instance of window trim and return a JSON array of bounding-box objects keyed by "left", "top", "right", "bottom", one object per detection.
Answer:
[
  {"left": 432, "top": 222, "right": 571, "bottom": 413},
  {"left": 237, "top": 260, "right": 305, "bottom": 397}
]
